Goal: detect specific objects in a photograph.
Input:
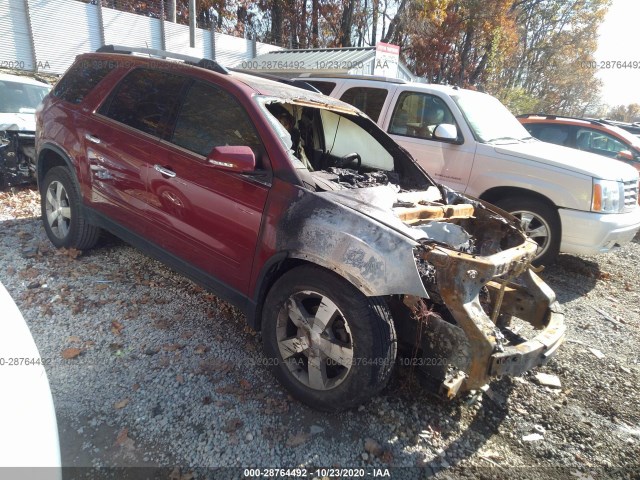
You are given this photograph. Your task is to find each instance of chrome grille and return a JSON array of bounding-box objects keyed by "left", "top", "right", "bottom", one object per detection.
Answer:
[{"left": 624, "top": 180, "right": 639, "bottom": 209}]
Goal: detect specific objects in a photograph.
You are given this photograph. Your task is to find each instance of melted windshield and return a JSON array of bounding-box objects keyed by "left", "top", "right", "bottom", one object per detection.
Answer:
[{"left": 258, "top": 98, "right": 433, "bottom": 191}]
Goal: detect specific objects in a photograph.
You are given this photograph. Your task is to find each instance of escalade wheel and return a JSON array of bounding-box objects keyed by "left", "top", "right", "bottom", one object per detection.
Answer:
[
  {"left": 41, "top": 167, "right": 100, "bottom": 250},
  {"left": 495, "top": 197, "right": 561, "bottom": 266},
  {"left": 262, "top": 265, "right": 397, "bottom": 412}
]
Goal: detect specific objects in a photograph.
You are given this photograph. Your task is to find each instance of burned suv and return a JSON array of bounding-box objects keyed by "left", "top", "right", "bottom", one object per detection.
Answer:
[{"left": 36, "top": 46, "right": 564, "bottom": 411}]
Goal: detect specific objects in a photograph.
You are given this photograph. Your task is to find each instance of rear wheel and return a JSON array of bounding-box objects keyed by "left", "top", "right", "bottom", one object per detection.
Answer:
[
  {"left": 494, "top": 196, "right": 560, "bottom": 266},
  {"left": 262, "top": 265, "right": 396, "bottom": 411},
  {"left": 41, "top": 166, "right": 100, "bottom": 250}
]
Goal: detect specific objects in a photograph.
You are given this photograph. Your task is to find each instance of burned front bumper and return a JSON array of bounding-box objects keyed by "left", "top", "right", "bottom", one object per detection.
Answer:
[{"left": 414, "top": 238, "right": 565, "bottom": 397}]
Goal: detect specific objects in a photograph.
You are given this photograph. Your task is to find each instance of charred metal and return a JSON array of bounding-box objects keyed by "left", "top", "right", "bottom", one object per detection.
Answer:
[
  {"left": 0, "top": 130, "right": 36, "bottom": 189},
  {"left": 266, "top": 98, "right": 565, "bottom": 399}
]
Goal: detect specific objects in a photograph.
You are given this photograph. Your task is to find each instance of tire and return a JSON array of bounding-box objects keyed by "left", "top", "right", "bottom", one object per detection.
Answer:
[
  {"left": 41, "top": 166, "right": 100, "bottom": 250},
  {"left": 494, "top": 196, "right": 561, "bottom": 266},
  {"left": 262, "top": 265, "right": 397, "bottom": 412}
]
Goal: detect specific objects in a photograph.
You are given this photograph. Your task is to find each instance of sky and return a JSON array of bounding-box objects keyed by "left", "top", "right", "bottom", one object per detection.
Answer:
[{"left": 595, "top": 0, "right": 640, "bottom": 107}]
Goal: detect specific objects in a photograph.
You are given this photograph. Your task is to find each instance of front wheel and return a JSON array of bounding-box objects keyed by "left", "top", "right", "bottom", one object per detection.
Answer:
[
  {"left": 41, "top": 166, "right": 100, "bottom": 250},
  {"left": 261, "top": 265, "right": 397, "bottom": 411},
  {"left": 494, "top": 196, "right": 561, "bottom": 266}
]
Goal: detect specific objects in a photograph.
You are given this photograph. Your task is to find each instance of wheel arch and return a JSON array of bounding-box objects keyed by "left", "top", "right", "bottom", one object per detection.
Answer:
[
  {"left": 249, "top": 254, "right": 382, "bottom": 332},
  {"left": 479, "top": 186, "right": 559, "bottom": 214},
  {"left": 37, "top": 144, "right": 78, "bottom": 188}
]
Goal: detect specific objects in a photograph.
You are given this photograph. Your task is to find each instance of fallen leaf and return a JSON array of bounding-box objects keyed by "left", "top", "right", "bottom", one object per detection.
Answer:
[
  {"left": 62, "top": 347, "right": 81, "bottom": 359},
  {"left": 239, "top": 379, "right": 252, "bottom": 390},
  {"left": 380, "top": 450, "right": 394, "bottom": 464},
  {"left": 194, "top": 345, "right": 209, "bottom": 355},
  {"left": 364, "top": 438, "right": 384, "bottom": 456},
  {"left": 114, "top": 427, "right": 135, "bottom": 450},
  {"left": 286, "top": 431, "right": 311, "bottom": 447},
  {"left": 67, "top": 335, "right": 82, "bottom": 343},
  {"left": 114, "top": 398, "right": 130, "bottom": 409},
  {"left": 115, "top": 427, "right": 129, "bottom": 446},
  {"left": 198, "top": 358, "right": 233, "bottom": 375},
  {"left": 162, "top": 343, "right": 184, "bottom": 352},
  {"left": 222, "top": 418, "right": 244, "bottom": 433},
  {"left": 111, "top": 321, "right": 124, "bottom": 335},
  {"left": 132, "top": 383, "right": 140, "bottom": 391}
]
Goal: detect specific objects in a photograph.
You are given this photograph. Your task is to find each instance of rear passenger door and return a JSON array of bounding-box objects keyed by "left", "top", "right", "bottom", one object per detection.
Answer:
[
  {"left": 88, "top": 68, "right": 188, "bottom": 232},
  {"left": 146, "top": 80, "right": 271, "bottom": 294}
]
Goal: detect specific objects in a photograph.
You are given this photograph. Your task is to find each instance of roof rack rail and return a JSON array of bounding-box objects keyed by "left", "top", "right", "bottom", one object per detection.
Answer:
[
  {"left": 517, "top": 113, "right": 606, "bottom": 126},
  {"left": 294, "top": 72, "right": 407, "bottom": 84},
  {"left": 230, "top": 68, "right": 321, "bottom": 93},
  {"left": 594, "top": 118, "right": 640, "bottom": 134},
  {"left": 95, "top": 44, "right": 229, "bottom": 75}
]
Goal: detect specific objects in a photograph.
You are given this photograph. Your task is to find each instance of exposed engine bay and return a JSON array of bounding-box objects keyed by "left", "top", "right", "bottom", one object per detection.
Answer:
[
  {"left": 0, "top": 130, "right": 36, "bottom": 189},
  {"left": 265, "top": 99, "right": 565, "bottom": 398}
]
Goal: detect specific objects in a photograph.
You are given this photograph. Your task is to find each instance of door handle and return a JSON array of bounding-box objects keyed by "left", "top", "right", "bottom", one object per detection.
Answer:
[
  {"left": 85, "top": 134, "right": 101, "bottom": 144},
  {"left": 154, "top": 164, "right": 176, "bottom": 178}
]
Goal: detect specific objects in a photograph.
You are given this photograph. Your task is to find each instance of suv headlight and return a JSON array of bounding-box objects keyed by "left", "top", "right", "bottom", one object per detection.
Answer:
[{"left": 592, "top": 179, "right": 624, "bottom": 213}]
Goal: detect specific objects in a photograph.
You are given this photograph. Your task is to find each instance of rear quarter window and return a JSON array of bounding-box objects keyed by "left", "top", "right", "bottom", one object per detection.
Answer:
[
  {"left": 339, "top": 87, "right": 388, "bottom": 121},
  {"left": 305, "top": 81, "right": 336, "bottom": 96},
  {"left": 52, "top": 60, "right": 115, "bottom": 104}
]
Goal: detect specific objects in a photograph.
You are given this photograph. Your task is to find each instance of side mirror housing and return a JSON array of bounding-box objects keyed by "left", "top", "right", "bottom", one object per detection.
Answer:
[
  {"left": 206, "top": 146, "right": 256, "bottom": 173},
  {"left": 433, "top": 124, "right": 459, "bottom": 142},
  {"left": 616, "top": 149, "right": 635, "bottom": 161}
]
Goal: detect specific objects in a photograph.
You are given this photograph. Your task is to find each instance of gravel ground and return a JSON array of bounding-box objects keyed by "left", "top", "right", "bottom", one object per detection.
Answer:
[{"left": 1, "top": 186, "right": 639, "bottom": 479}]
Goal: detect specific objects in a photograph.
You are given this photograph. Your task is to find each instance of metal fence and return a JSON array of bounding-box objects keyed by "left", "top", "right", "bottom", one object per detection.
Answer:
[{"left": 0, "top": 0, "right": 281, "bottom": 75}]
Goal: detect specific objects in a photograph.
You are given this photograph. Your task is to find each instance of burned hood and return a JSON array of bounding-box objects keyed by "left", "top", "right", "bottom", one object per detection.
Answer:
[
  {"left": 319, "top": 183, "right": 530, "bottom": 257},
  {"left": 319, "top": 184, "right": 426, "bottom": 238}
]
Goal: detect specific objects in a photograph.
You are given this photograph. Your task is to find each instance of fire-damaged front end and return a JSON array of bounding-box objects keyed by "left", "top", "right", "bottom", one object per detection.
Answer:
[
  {"left": 257, "top": 92, "right": 565, "bottom": 398},
  {"left": 277, "top": 178, "right": 565, "bottom": 398},
  {"left": 395, "top": 188, "right": 565, "bottom": 397}
]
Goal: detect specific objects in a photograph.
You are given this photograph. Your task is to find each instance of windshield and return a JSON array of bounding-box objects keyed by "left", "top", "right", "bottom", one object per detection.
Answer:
[
  {"left": 452, "top": 90, "right": 531, "bottom": 144},
  {"left": 0, "top": 80, "right": 50, "bottom": 113}
]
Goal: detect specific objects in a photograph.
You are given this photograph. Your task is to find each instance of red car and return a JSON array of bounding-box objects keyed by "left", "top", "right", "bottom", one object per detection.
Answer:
[{"left": 36, "top": 46, "right": 564, "bottom": 411}]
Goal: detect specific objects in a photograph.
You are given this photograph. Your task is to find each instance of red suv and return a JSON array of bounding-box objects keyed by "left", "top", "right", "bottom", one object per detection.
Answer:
[{"left": 36, "top": 46, "right": 564, "bottom": 411}]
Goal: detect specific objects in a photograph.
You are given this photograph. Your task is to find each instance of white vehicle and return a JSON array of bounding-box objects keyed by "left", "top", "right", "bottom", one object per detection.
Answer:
[
  {"left": 297, "top": 75, "right": 640, "bottom": 264},
  {"left": 0, "top": 73, "right": 51, "bottom": 188},
  {"left": 0, "top": 73, "right": 50, "bottom": 130},
  {"left": 0, "top": 282, "right": 61, "bottom": 477}
]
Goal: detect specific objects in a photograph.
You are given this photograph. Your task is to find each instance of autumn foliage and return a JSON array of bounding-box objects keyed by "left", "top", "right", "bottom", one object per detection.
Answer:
[{"left": 99, "top": 0, "right": 611, "bottom": 116}]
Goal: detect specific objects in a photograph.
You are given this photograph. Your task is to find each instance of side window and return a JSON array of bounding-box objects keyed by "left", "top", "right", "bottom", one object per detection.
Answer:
[
  {"left": 536, "top": 124, "right": 570, "bottom": 146},
  {"left": 52, "top": 60, "right": 114, "bottom": 104},
  {"left": 170, "top": 81, "right": 263, "bottom": 158},
  {"left": 388, "top": 91, "right": 456, "bottom": 140},
  {"left": 576, "top": 128, "right": 626, "bottom": 157},
  {"left": 99, "top": 68, "right": 187, "bottom": 137},
  {"left": 306, "top": 81, "right": 336, "bottom": 96},
  {"left": 339, "top": 87, "right": 388, "bottom": 121}
]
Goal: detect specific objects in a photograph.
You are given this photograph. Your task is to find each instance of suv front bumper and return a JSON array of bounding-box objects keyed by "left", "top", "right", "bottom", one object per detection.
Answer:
[{"left": 559, "top": 207, "right": 640, "bottom": 255}]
